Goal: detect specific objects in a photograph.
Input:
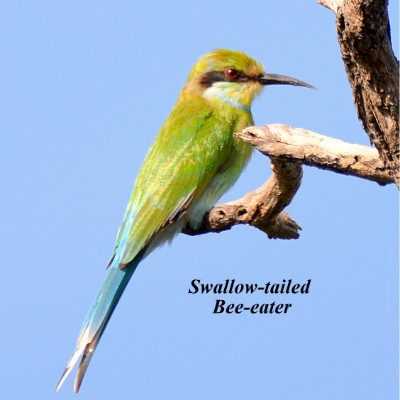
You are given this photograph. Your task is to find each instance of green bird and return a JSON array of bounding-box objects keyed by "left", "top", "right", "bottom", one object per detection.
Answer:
[{"left": 56, "top": 49, "right": 313, "bottom": 392}]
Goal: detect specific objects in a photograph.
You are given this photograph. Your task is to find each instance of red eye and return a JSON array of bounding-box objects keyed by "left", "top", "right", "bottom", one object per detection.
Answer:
[{"left": 225, "top": 68, "right": 239, "bottom": 79}]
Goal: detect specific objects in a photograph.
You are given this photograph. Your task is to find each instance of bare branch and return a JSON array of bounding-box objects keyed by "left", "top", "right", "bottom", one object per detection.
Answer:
[
  {"left": 183, "top": 123, "right": 393, "bottom": 239},
  {"left": 318, "top": 0, "right": 399, "bottom": 187},
  {"left": 183, "top": 158, "right": 302, "bottom": 240},
  {"left": 237, "top": 124, "right": 393, "bottom": 185}
]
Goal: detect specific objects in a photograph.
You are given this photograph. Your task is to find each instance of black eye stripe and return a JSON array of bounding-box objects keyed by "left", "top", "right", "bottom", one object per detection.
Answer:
[
  {"left": 199, "top": 70, "right": 249, "bottom": 88},
  {"left": 199, "top": 71, "right": 226, "bottom": 88}
]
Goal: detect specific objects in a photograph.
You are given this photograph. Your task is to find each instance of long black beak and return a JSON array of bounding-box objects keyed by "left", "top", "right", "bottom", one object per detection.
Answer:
[{"left": 258, "top": 73, "right": 315, "bottom": 89}]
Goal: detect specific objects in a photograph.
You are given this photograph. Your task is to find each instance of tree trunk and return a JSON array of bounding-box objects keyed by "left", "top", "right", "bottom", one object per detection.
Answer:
[{"left": 318, "top": 0, "right": 399, "bottom": 186}]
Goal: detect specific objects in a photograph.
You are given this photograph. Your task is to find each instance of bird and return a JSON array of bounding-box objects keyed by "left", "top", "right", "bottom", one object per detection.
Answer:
[{"left": 55, "top": 49, "right": 313, "bottom": 393}]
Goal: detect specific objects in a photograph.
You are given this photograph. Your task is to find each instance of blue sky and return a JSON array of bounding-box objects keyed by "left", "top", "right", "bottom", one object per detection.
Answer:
[{"left": 1, "top": 1, "right": 398, "bottom": 399}]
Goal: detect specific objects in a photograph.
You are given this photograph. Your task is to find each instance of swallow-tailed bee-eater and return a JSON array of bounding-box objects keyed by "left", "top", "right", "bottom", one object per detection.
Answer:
[{"left": 56, "top": 49, "right": 313, "bottom": 392}]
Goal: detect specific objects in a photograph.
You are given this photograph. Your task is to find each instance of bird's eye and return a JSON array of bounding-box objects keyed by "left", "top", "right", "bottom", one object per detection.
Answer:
[{"left": 225, "top": 68, "right": 239, "bottom": 79}]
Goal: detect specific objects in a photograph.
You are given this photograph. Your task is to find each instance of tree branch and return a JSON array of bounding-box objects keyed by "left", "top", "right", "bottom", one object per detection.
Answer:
[
  {"left": 318, "top": 0, "right": 399, "bottom": 187},
  {"left": 237, "top": 124, "right": 393, "bottom": 185},
  {"left": 183, "top": 156, "right": 303, "bottom": 240},
  {"left": 183, "top": 123, "right": 393, "bottom": 239}
]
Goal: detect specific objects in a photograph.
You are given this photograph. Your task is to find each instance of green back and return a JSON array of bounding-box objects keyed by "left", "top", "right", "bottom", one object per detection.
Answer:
[{"left": 112, "top": 95, "right": 250, "bottom": 266}]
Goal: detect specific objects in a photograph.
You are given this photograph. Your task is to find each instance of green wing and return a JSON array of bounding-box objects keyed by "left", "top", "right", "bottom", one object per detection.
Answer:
[{"left": 112, "top": 96, "right": 240, "bottom": 267}]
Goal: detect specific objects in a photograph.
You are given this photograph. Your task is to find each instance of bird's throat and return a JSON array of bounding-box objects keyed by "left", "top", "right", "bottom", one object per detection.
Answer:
[{"left": 203, "top": 83, "right": 254, "bottom": 111}]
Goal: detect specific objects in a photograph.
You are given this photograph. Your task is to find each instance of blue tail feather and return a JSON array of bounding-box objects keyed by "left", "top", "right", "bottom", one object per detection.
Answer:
[{"left": 55, "top": 248, "right": 146, "bottom": 393}]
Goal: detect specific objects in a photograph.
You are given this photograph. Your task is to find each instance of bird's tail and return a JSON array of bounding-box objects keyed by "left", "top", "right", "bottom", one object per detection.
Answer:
[{"left": 55, "top": 250, "right": 145, "bottom": 393}]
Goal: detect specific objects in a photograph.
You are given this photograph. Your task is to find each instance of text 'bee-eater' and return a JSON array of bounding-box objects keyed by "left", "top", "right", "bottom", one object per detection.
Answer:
[{"left": 56, "top": 49, "right": 313, "bottom": 393}]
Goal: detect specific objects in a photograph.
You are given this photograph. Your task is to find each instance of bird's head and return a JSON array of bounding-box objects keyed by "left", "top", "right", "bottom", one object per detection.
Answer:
[{"left": 184, "top": 49, "right": 313, "bottom": 111}]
